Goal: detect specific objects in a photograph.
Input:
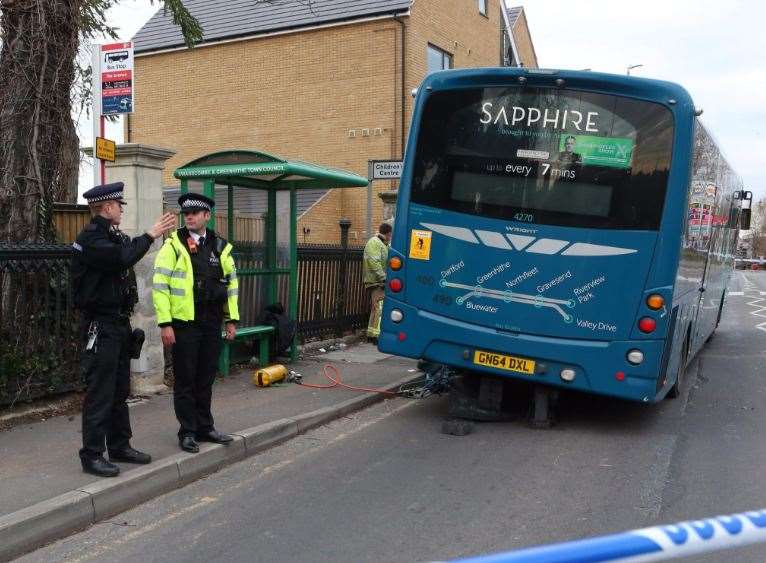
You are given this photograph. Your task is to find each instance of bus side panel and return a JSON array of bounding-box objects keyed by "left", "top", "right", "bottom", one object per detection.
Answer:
[
  {"left": 640, "top": 103, "right": 694, "bottom": 401},
  {"left": 683, "top": 121, "right": 743, "bottom": 359}
]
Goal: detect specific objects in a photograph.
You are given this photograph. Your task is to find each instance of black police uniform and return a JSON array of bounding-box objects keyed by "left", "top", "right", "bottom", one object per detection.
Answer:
[
  {"left": 166, "top": 193, "right": 234, "bottom": 453},
  {"left": 71, "top": 183, "right": 154, "bottom": 475},
  {"left": 170, "top": 228, "right": 229, "bottom": 441}
]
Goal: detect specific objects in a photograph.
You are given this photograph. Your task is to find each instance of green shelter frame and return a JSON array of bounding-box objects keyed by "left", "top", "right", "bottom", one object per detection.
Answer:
[{"left": 174, "top": 150, "right": 368, "bottom": 360}]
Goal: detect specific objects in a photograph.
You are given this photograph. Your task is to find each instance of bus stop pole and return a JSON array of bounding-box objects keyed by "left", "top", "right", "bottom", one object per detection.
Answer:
[
  {"left": 91, "top": 44, "right": 102, "bottom": 189},
  {"left": 367, "top": 160, "right": 373, "bottom": 239},
  {"left": 289, "top": 185, "right": 298, "bottom": 361}
]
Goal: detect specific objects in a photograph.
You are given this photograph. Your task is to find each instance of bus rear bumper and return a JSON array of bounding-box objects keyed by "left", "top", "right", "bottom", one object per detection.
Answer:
[{"left": 379, "top": 306, "right": 665, "bottom": 403}]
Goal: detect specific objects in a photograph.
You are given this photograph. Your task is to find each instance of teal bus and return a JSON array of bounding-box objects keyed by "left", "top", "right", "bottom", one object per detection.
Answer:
[{"left": 379, "top": 68, "right": 751, "bottom": 403}]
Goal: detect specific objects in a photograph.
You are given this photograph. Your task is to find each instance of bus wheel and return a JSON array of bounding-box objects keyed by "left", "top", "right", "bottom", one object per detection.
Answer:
[{"left": 668, "top": 337, "right": 689, "bottom": 399}]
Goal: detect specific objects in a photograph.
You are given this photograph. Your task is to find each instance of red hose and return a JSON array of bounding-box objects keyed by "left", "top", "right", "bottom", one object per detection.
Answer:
[{"left": 298, "top": 364, "right": 399, "bottom": 396}]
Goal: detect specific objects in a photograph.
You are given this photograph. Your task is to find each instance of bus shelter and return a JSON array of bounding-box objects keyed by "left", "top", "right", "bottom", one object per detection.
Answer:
[{"left": 174, "top": 150, "right": 368, "bottom": 363}]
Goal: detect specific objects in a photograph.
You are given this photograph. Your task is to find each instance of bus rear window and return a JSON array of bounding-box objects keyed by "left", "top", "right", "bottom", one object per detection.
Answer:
[{"left": 410, "top": 87, "right": 674, "bottom": 230}]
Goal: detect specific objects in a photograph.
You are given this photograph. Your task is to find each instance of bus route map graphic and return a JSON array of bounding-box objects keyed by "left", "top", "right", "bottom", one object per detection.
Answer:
[{"left": 439, "top": 278, "right": 576, "bottom": 323}]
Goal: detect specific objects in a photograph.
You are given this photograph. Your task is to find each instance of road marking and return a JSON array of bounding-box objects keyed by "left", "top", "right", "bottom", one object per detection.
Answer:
[
  {"left": 745, "top": 294, "right": 766, "bottom": 332},
  {"left": 728, "top": 291, "right": 744, "bottom": 296}
]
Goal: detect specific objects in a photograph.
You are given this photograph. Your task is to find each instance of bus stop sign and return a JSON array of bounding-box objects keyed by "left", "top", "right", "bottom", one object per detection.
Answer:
[{"left": 100, "top": 42, "right": 134, "bottom": 115}]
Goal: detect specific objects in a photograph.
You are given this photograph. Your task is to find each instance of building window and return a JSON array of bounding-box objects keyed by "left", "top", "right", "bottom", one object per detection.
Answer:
[
  {"left": 478, "top": 0, "right": 487, "bottom": 16},
  {"left": 427, "top": 44, "right": 453, "bottom": 74}
]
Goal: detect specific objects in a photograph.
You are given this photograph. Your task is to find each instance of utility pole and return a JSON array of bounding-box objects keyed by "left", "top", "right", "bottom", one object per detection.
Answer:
[{"left": 626, "top": 64, "right": 643, "bottom": 75}]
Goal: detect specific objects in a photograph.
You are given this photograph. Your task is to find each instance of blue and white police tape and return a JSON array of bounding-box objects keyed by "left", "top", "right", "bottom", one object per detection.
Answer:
[{"left": 448, "top": 509, "right": 766, "bottom": 563}]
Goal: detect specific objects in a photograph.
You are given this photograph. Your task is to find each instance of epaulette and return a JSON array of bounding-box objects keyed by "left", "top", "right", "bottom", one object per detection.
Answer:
[{"left": 84, "top": 224, "right": 98, "bottom": 231}]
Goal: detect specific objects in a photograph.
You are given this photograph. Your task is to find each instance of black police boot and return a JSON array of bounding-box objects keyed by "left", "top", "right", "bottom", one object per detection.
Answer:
[
  {"left": 196, "top": 429, "right": 233, "bottom": 445},
  {"left": 179, "top": 435, "right": 200, "bottom": 453},
  {"left": 81, "top": 456, "right": 120, "bottom": 478},
  {"left": 109, "top": 446, "right": 152, "bottom": 465}
]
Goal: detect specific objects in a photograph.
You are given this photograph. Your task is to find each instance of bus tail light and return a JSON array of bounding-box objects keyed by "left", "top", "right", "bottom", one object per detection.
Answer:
[
  {"left": 389, "top": 256, "right": 403, "bottom": 271},
  {"left": 638, "top": 317, "right": 656, "bottom": 333},
  {"left": 398, "top": 331, "right": 406, "bottom": 341},
  {"left": 646, "top": 294, "right": 664, "bottom": 310},
  {"left": 389, "top": 278, "right": 403, "bottom": 292},
  {"left": 615, "top": 371, "right": 626, "bottom": 381},
  {"left": 390, "top": 309, "right": 403, "bottom": 323},
  {"left": 626, "top": 350, "right": 644, "bottom": 365}
]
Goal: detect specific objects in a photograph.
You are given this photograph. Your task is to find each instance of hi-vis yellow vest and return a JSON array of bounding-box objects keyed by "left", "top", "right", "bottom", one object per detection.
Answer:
[{"left": 152, "top": 230, "right": 239, "bottom": 325}]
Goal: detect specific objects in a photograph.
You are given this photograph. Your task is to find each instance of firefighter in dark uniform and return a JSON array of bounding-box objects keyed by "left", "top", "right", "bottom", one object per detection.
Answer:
[
  {"left": 152, "top": 194, "right": 239, "bottom": 453},
  {"left": 72, "top": 182, "right": 176, "bottom": 477}
]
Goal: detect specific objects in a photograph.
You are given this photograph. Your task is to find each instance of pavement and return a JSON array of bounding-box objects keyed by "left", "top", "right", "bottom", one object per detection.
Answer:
[{"left": 0, "top": 342, "right": 418, "bottom": 561}]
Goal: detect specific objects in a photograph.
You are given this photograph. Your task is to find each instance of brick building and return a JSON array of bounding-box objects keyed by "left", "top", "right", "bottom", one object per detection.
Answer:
[{"left": 130, "top": 0, "right": 538, "bottom": 243}]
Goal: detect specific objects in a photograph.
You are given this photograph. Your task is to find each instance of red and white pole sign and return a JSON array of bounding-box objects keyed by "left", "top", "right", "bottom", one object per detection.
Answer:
[{"left": 91, "top": 41, "right": 134, "bottom": 187}]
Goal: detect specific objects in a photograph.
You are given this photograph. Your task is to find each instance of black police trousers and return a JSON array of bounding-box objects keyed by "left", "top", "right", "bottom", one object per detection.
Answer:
[
  {"left": 79, "top": 317, "right": 132, "bottom": 460},
  {"left": 172, "top": 307, "right": 223, "bottom": 439}
]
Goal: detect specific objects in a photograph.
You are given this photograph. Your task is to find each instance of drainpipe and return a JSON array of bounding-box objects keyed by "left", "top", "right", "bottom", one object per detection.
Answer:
[
  {"left": 499, "top": 0, "right": 519, "bottom": 67},
  {"left": 394, "top": 14, "right": 406, "bottom": 158}
]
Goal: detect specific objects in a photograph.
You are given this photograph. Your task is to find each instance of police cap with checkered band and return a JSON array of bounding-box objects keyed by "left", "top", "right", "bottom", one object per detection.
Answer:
[
  {"left": 178, "top": 193, "right": 215, "bottom": 213},
  {"left": 82, "top": 182, "right": 126, "bottom": 204}
]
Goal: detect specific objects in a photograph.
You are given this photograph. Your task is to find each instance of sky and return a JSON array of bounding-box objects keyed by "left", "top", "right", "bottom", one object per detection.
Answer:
[
  {"left": 520, "top": 0, "right": 766, "bottom": 203},
  {"left": 79, "top": 0, "right": 766, "bottom": 202}
]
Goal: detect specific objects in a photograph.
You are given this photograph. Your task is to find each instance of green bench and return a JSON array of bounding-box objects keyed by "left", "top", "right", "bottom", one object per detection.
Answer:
[{"left": 218, "top": 325, "right": 275, "bottom": 377}]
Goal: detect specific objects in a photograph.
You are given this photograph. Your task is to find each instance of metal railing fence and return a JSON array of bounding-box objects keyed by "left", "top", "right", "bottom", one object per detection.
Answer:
[{"left": 0, "top": 241, "right": 367, "bottom": 405}]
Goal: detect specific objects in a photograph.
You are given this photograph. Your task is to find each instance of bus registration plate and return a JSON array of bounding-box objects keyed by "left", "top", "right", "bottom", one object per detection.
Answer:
[{"left": 473, "top": 351, "right": 535, "bottom": 374}]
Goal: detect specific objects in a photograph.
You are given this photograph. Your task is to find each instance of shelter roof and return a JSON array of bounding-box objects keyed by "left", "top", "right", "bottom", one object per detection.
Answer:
[{"left": 173, "top": 150, "right": 368, "bottom": 191}]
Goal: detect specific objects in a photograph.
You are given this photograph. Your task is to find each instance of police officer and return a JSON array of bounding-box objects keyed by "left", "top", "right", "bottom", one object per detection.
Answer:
[
  {"left": 72, "top": 182, "right": 176, "bottom": 477},
  {"left": 152, "top": 194, "right": 239, "bottom": 453}
]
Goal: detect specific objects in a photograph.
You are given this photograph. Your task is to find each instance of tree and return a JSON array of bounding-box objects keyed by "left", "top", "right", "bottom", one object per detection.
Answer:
[
  {"left": 0, "top": 1, "right": 201, "bottom": 405},
  {"left": 0, "top": 0, "right": 202, "bottom": 243}
]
